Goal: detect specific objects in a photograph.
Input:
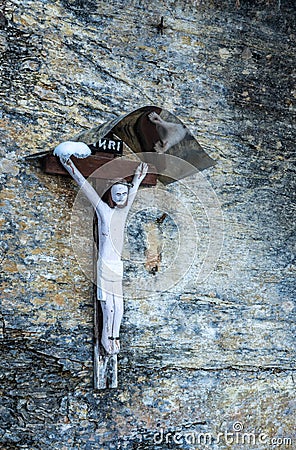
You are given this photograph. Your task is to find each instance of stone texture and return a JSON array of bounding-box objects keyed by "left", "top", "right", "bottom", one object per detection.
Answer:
[{"left": 0, "top": 0, "right": 295, "bottom": 449}]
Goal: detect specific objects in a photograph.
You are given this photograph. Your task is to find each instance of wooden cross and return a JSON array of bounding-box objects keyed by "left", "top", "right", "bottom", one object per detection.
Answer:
[
  {"left": 31, "top": 146, "right": 156, "bottom": 390},
  {"left": 27, "top": 105, "right": 216, "bottom": 389}
]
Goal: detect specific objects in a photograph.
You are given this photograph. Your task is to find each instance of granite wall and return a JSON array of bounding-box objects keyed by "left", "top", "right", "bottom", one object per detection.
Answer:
[{"left": 0, "top": 0, "right": 295, "bottom": 448}]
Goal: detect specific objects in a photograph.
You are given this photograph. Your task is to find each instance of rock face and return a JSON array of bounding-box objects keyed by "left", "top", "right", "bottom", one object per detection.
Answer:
[{"left": 0, "top": 0, "right": 295, "bottom": 448}]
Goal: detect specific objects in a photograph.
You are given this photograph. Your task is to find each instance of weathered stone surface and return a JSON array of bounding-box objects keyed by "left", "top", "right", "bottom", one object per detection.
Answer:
[{"left": 0, "top": 0, "right": 295, "bottom": 448}]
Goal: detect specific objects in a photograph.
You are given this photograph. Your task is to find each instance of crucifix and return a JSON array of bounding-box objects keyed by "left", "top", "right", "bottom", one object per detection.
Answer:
[{"left": 27, "top": 105, "right": 216, "bottom": 389}]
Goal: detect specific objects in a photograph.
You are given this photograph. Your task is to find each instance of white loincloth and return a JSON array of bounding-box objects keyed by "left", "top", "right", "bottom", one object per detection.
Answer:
[{"left": 97, "top": 259, "right": 123, "bottom": 302}]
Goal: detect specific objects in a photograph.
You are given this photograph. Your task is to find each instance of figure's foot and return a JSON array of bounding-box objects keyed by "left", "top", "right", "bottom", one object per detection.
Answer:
[
  {"left": 101, "top": 335, "right": 120, "bottom": 355},
  {"left": 148, "top": 111, "right": 163, "bottom": 124}
]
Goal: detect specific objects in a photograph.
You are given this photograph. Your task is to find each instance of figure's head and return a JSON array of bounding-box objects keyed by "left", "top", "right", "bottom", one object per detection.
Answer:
[
  {"left": 111, "top": 183, "right": 129, "bottom": 208},
  {"left": 102, "top": 180, "right": 133, "bottom": 208}
]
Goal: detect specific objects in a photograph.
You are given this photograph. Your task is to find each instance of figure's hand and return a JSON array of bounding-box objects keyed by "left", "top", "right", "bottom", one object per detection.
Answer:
[{"left": 135, "top": 162, "right": 148, "bottom": 183}]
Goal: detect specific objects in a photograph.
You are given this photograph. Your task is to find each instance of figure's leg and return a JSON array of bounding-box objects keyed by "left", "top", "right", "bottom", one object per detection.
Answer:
[
  {"left": 100, "top": 282, "right": 123, "bottom": 355},
  {"left": 110, "top": 291, "right": 123, "bottom": 354},
  {"left": 101, "top": 296, "right": 115, "bottom": 354}
]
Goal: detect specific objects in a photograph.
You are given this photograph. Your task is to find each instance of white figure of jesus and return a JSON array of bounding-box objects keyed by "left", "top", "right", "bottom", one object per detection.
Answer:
[{"left": 54, "top": 141, "right": 148, "bottom": 355}]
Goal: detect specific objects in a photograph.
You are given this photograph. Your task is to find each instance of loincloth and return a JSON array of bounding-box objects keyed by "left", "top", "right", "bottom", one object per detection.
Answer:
[{"left": 97, "top": 259, "right": 123, "bottom": 302}]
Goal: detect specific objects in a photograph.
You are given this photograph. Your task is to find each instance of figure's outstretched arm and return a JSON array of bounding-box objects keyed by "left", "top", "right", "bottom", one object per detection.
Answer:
[
  {"left": 127, "top": 162, "right": 148, "bottom": 208},
  {"left": 54, "top": 141, "right": 103, "bottom": 212}
]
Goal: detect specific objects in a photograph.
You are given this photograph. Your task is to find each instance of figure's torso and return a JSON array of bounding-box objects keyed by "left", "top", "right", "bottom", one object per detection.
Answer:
[{"left": 96, "top": 204, "right": 128, "bottom": 262}]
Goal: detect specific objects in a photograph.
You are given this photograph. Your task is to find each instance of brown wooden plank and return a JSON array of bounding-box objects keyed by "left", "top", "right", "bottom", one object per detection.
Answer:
[{"left": 42, "top": 154, "right": 157, "bottom": 185}]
